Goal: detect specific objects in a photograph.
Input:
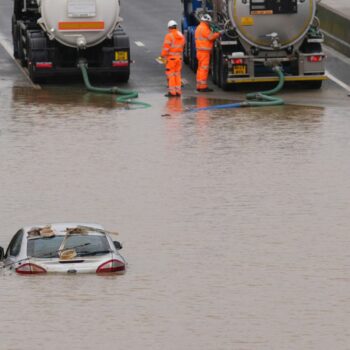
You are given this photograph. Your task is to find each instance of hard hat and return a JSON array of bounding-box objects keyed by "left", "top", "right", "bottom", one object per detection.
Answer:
[
  {"left": 168, "top": 20, "right": 178, "bottom": 28},
  {"left": 200, "top": 14, "right": 212, "bottom": 22}
]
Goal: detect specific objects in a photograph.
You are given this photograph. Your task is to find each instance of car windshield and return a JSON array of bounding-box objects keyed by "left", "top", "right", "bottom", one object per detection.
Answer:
[{"left": 27, "top": 234, "right": 110, "bottom": 258}]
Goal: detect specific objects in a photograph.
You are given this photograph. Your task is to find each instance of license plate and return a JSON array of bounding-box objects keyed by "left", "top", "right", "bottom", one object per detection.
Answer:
[
  {"left": 233, "top": 65, "right": 247, "bottom": 75},
  {"left": 115, "top": 51, "right": 128, "bottom": 61}
]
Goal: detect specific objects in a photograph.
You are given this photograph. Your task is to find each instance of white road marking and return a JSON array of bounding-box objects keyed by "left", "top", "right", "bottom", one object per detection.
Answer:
[
  {"left": 0, "top": 34, "right": 41, "bottom": 89},
  {"left": 134, "top": 41, "right": 145, "bottom": 47},
  {"left": 326, "top": 70, "right": 350, "bottom": 94}
]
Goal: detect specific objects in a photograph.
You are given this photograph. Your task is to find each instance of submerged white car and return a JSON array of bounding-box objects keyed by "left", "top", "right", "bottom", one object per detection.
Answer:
[{"left": 0, "top": 223, "right": 126, "bottom": 275}]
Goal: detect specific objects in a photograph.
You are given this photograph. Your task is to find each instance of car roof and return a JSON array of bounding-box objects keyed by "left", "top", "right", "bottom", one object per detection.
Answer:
[{"left": 22, "top": 223, "right": 104, "bottom": 234}]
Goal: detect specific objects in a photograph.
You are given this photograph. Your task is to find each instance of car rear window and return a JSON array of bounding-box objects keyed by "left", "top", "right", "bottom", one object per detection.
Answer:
[{"left": 27, "top": 234, "right": 110, "bottom": 258}]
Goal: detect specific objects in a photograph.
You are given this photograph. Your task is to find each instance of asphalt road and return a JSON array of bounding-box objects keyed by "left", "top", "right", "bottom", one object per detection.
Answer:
[{"left": 0, "top": 0, "right": 350, "bottom": 106}]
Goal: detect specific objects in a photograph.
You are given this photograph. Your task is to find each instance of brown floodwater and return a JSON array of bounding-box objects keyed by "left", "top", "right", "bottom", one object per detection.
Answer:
[{"left": 1, "top": 86, "right": 350, "bottom": 350}]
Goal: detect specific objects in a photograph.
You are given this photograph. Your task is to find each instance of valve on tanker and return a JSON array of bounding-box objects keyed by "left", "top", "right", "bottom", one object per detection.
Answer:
[
  {"left": 77, "top": 36, "right": 87, "bottom": 49},
  {"left": 265, "top": 32, "right": 281, "bottom": 49}
]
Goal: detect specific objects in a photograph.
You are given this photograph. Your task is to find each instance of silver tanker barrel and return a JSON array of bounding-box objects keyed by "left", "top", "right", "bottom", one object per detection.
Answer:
[
  {"left": 37, "top": 0, "right": 121, "bottom": 49},
  {"left": 227, "top": 0, "right": 317, "bottom": 50}
]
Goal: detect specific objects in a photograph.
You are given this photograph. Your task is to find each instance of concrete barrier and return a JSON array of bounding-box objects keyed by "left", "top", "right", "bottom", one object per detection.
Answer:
[{"left": 318, "top": 4, "right": 350, "bottom": 57}]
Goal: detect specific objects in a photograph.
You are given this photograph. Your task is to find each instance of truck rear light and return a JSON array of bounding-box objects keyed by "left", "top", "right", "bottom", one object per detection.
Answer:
[
  {"left": 112, "top": 61, "right": 129, "bottom": 67},
  {"left": 96, "top": 259, "right": 125, "bottom": 273},
  {"left": 16, "top": 263, "right": 47, "bottom": 274},
  {"left": 307, "top": 55, "right": 323, "bottom": 63},
  {"left": 231, "top": 58, "right": 244, "bottom": 65},
  {"left": 36, "top": 62, "right": 53, "bottom": 69}
]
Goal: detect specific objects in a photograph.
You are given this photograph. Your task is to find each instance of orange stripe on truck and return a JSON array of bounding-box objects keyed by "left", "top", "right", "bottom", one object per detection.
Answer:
[{"left": 58, "top": 21, "right": 105, "bottom": 31}]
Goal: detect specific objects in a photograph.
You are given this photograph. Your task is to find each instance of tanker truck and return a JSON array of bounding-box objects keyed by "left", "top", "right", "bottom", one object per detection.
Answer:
[
  {"left": 12, "top": 0, "right": 130, "bottom": 83},
  {"left": 182, "top": 0, "right": 326, "bottom": 90}
]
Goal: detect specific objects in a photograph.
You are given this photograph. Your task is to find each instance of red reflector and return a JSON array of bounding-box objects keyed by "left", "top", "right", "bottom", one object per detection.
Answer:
[
  {"left": 232, "top": 58, "right": 244, "bottom": 65},
  {"left": 112, "top": 61, "right": 129, "bottom": 67},
  {"left": 16, "top": 263, "right": 47, "bottom": 274},
  {"left": 96, "top": 259, "right": 125, "bottom": 273},
  {"left": 36, "top": 62, "right": 53, "bottom": 69},
  {"left": 307, "top": 55, "right": 323, "bottom": 63}
]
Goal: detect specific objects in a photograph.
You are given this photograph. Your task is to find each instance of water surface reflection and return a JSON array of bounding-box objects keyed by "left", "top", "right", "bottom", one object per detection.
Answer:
[{"left": 1, "top": 86, "right": 350, "bottom": 350}]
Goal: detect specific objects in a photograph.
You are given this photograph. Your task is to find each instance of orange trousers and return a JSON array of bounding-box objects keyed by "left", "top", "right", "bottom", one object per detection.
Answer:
[
  {"left": 166, "top": 57, "right": 183, "bottom": 96},
  {"left": 196, "top": 51, "right": 211, "bottom": 89}
]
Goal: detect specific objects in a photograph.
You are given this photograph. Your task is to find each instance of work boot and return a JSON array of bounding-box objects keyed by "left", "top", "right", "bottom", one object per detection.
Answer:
[
  {"left": 164, "top": 93, "right": 177, "bottom": 97},
  {"left": 197, "top": 87, "right": 214, "bottom": 92}
]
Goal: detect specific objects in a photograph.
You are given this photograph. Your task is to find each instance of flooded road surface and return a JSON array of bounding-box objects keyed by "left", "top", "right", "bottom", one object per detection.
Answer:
[{"left": 1, "top": 84, "right": 350, "bottom": 350}]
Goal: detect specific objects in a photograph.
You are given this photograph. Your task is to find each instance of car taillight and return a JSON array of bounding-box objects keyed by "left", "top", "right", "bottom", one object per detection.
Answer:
[
  {"left": 96, "top": 259, "right": 125, "bottom": 273},
  {"left": 16, "top": 263, "right": 47, "bottom": 274},
  {"left": 307, "top": 55, "right": 323, "bottom": 63},
  {"left": 231, "top": 58, "right": 244, "bottom": 65}
]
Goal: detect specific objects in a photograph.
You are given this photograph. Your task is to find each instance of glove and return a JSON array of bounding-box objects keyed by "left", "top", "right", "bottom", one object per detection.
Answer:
[{"left": 157, "top": 56, "right": 167, "bottom": 64}]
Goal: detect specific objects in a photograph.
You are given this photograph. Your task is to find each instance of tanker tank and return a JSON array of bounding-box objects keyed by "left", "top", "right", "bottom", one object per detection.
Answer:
[
  {"left": 38, "top": 0, "right": 121, "bottom": 49},
  {"left": 12, "top": 0, "right": 130, "bottom": 83}
]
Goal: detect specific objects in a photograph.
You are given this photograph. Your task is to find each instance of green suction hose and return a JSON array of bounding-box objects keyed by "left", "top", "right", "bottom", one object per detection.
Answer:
[
  {"left": 244, "top": 66, "right": 285, "bottom": 107},
  {"left": 189, "top": 66, "right": 285, "bottom": 112},
  {"left": 79, "top": 62, "right": 151, "bottom": 109}
]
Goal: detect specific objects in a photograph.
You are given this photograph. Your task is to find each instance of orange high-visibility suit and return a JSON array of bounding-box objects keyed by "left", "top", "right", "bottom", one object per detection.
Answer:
[
  {"left": 161, "top": 29, "right": 185, "bottom": 96},
  {"left": 195, "top": 22, "right": 220, "bottom": 90}
]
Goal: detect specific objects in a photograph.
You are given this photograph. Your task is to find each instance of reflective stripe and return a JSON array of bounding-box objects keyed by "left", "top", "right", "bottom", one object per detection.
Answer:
[
  {"left": 196, "top": 37, "right": 210, "bottom": 42},
  {"left": 197, "top": 48, "right": 212, "bottom": 52}
]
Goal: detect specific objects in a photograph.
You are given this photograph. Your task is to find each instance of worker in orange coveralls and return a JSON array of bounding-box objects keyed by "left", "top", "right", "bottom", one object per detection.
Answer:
[
  {"left": 161, "top": 20, "right": 186, "bottom": 97},
  {"left": 195, "top": 14, "right": 222, "bottom": 92}
]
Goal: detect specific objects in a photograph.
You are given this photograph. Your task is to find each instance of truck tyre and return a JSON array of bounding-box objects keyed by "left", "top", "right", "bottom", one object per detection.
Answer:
[
  {"left": 19, "top": 26, "right": 27, "bottom": 67},
  {"left": 211, "top": 46, "right": 218, "bottom": 85},
  {"left": 12, "top": 16, "right": 19, "bottom": 58},
  {"left": 27, "top": 31, "right": 49, "bottom": 83},
  {"left": 218, "top": 54, "right": 229, "bottom": 91},
  {"left": 183, "top": 30, "right": 190, "bottom": 65}
]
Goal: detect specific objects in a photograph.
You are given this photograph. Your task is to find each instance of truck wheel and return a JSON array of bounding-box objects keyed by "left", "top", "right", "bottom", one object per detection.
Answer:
[
  {"left": 211, "top": 47, "right": 218, "bottom": 85},
  {"left": 219, "top": 55, "right": 229, "bottom": 91},
  {"left": 17, "top": 26, "right": 26, "bottom": 66},
  {"left": 12, "top": 16, "right": 19, "bottom": 58},
  {"left": 27, "top": 31, "right": 49, "bottom": 83},
  {"left": 183, "top": 31, "right": 190, "bottom": 65},
  {"left": 28, "top": 62, "right": 40, "bottom": 84}
]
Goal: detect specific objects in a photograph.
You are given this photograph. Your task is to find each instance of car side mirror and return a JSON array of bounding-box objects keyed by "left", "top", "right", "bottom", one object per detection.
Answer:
[
  {"left": 0, "top": 246, "right": 4, "bottom": 261},
  {"left": 113, "top": 241, "right": 122, "bottom": 250}
]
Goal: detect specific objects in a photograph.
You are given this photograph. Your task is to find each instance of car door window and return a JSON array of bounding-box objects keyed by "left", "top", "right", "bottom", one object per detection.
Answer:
[{"left": 5, "top": 230, "right": 24, "bottom": 257}]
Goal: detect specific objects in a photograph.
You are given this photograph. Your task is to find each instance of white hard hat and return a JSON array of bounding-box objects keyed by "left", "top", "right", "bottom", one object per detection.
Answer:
[
  {"left": 200, "top": 14, "right": 212, "bottom": 22},
  {"left": 168, "top": 20, "right": 178, "bottom": 28}
]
